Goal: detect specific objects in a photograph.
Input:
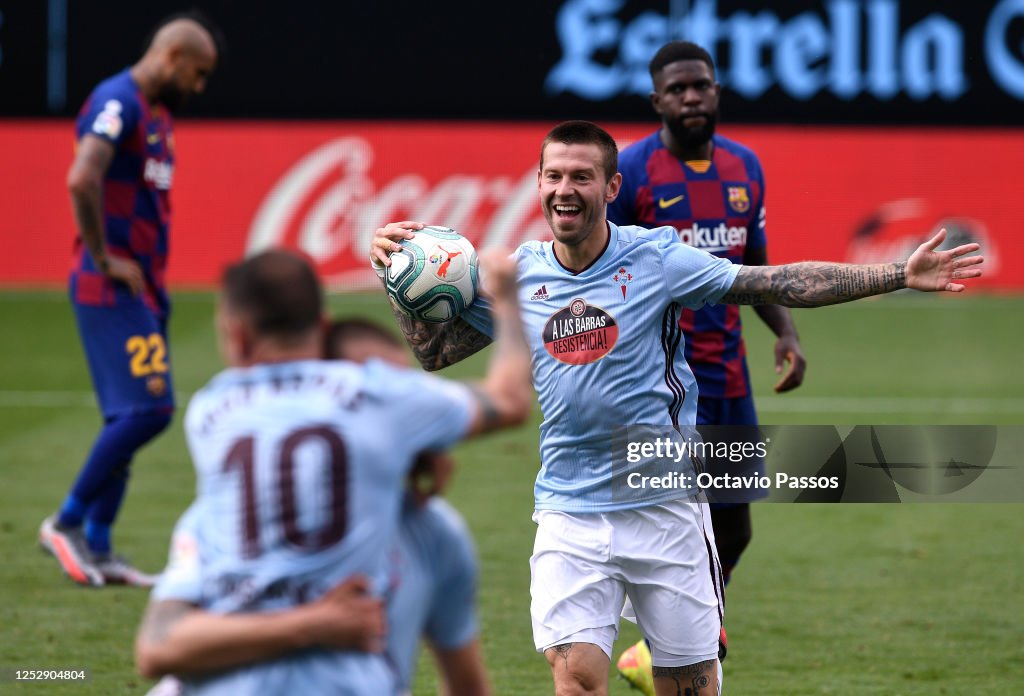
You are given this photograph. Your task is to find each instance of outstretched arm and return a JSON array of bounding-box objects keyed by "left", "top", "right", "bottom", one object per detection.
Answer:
[
  {"left": 372, "top": 221, "right": 493, "bottom": 371},
  {"left": 721, "top": 229, "right": 983, "bottom": 308}
]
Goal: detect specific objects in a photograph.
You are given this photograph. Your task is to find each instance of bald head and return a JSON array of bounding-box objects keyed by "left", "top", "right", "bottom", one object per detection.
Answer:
[
  {"left": 149, "top": 19, "right": 217, "bottom": 61},
  {"left": 135, "top": 16, "right": 218, "bottom": 112}
]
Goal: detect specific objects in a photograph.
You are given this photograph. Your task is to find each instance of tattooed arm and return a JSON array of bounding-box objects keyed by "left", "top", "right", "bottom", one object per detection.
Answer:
[
  {"left": 743, "top": 246, "right": 806, "bottom": 392},
  {"left": 371, "top": 223, "right": 531, "bottom": 430},
  {"left": 721, "top": 261, "right": 907, "bottom": 307},
  {"left": 372, "top": 220, "right": 494, "bottom": 371},
  {"left": 721, "top": 229, "right": 983, "bottom": 307},
  {"left": 390, "top": 309, "right": 493, "bottom": 372}
]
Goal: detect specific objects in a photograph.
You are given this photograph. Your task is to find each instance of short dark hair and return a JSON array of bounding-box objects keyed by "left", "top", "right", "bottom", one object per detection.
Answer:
[
  {"left": 649, "top": 41, "right": 715, "bottom": 79},
  {"left": 222, "top": 250, "right": 322, "bottom": 342},
  {"left": 540, "top": 120, "right": 618, "bottom": 182},
  {"left": 324, "top": 318, "right": 403, "bottom": 360}
]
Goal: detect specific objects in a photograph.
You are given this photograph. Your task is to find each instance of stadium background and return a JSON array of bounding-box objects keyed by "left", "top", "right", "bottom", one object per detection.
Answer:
[{"left": 0, "top": 1, "right": 1021, "bottom": 693}]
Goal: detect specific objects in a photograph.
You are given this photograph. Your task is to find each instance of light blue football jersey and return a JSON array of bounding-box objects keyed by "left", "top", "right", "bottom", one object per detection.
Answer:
[
  {"left": 386, "top": 496, "right": 479, "bottom": 692},
  {"left": 155, "top": 358, "right": 475, "bottom": 695},
  {"left": 154, "top": 495, "right": 479, "bottom": 696},
  {"left": 463, "top": 223, "right": 740, "bottom": 512}
]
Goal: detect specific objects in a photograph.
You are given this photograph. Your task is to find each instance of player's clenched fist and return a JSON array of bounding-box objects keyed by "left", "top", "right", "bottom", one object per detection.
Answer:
[{"left": 478, "top": 250, "right": 518, "bottom": 301}]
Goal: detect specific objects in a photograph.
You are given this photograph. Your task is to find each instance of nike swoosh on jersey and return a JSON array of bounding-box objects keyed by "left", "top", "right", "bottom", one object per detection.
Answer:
[
  {"left": 146, "top": 133, "right": 161, "bottom": 145},
  {"left": 658, "top": 194, "right": 685, "bottom": 209}
]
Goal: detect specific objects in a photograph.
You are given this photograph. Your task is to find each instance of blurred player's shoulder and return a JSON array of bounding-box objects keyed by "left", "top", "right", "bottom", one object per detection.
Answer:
[
  {"left": 400, "top": 496, "right": 477, "bottom": 582},
  {"left": 82, "top": 70, "right": 143, "bottom": 114},
  {"left": 407, "top": 497, "right": 472, "bottom": 546},
  {"left": 92, "top": 68, "right": 136, "bottom": 94},
  {"left": 77, "top": 69, "right": 144, "bottom": 139}
]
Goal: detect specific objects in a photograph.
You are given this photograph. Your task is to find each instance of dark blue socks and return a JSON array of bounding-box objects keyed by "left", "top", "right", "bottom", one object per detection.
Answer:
[{"left": 58, "top": 409, "right": 172, "bottom": 552}]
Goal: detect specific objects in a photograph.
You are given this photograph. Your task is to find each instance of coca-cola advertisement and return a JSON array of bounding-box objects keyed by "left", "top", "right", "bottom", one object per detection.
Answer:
[{"left": 1, "top": 120, "right": 1020, "bottom": 289}]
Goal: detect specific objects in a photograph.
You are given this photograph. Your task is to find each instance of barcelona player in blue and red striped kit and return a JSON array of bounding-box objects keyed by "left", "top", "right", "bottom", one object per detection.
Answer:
[
  {"left": 608, "top": 41, "right": 808, "bottom": 688},
  {"left": 39, "top": 14, "right": 218, "bottom": 587}
]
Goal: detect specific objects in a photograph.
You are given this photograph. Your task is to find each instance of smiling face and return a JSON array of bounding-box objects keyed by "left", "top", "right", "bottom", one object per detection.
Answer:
[
  {"left": 651, "top": 59, "right": 721, "bottom": 153},
  {"left": 538, "top": 142, "right": 622, "bottom": 254}
]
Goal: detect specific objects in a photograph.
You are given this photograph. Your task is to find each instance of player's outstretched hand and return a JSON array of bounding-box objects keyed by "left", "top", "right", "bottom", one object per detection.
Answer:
[
  {"left": 309, "top": 575, "right": 387, "bottom": 653},
  {"left": 478, "top": 249, "right": 517, "bottom": 302},
  {"left": 906, "top": 228, "right": 984, "bottom": 292},
  {"left": 369, "top": 221, "right": 426, "bottom": 268},
  {"left": 773, "top": 333, "right": 806, "bottom": 393},
  {"left": 105, "top": 256, "right": 146, "bottom": 296}
]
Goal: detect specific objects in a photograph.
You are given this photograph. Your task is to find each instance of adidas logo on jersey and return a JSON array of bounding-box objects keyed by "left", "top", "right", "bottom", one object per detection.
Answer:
[{"left": 530, "top": 285, "right": 550, "bottom": 301}]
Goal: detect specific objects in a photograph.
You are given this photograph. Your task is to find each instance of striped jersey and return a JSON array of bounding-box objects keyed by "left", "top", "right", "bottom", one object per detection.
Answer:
[
  {"left": 71, "top": 68, "right": 174, "bottom": 317},
  {"left": 608, "top": 132, "right": 766, "bottom": 398},
  {"left": 155, "top": 358, "right": 474, "bottom": 695},
  {"left": 463, "top": 223, "right": 739, "bottom": 512}
]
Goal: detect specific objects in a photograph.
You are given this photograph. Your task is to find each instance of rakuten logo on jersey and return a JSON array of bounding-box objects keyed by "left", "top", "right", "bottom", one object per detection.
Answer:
[
  {"left": 246, "top": 137, "right": 551, "bottom": 285},
  {"left": 677, "top": 223, "right": 747, "bottom": 253},
  {"left": 144, "top": 158, "right": 173, "bottom": 190}
]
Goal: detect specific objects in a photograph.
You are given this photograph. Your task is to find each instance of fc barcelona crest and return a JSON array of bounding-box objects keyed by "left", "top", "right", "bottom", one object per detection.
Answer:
[{"left": 728, "top": 186, "right": 750, "bottom": 213}]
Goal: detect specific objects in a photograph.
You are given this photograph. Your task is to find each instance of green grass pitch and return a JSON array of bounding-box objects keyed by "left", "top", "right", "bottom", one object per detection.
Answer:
[{"left": 0, "top": 290, "right": 1021, "bottom": 694}]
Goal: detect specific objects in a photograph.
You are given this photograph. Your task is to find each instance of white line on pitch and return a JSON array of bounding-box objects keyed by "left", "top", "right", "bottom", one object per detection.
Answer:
[
  {"left": 756, "top": 396, "right": 1024, "bottom": 414},
  {"left": 0, "top": 391, "right": 1021, "bottom": 415},
  {"left": 0, "top": 391, "right": 98, "bottom": 407}
]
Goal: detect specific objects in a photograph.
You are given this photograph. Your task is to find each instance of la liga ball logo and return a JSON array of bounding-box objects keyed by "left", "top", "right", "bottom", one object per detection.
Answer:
[
  {"left": 543, "top": 298, "right": 618, "bottom": 364},
  {"left": 428, "top": 245, "right": 467, "bottom": 280}
]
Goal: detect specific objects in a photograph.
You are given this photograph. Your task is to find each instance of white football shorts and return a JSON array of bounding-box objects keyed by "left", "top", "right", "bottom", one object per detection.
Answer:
[{"left": 530, "top": 496, "right": 724, "bottom": 666}]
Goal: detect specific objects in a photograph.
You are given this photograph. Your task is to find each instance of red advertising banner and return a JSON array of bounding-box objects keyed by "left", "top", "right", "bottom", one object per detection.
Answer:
[{"left": 1, "top": 121, "right": 1021, "bottom": 289}]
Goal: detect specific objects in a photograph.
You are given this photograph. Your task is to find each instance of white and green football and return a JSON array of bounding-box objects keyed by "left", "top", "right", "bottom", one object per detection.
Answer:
[{"left": 385, "top": 226, "right": 479, "bottom": 323}]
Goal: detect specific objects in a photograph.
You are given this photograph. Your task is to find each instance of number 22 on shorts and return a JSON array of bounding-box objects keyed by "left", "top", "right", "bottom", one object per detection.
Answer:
[{"left": 125, "top": 333, "right": 168, "bottom": 377}]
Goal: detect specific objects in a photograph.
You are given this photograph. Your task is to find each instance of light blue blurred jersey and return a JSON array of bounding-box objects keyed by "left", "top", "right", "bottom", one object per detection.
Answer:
[
  {"left": 154, "top": 358, "right": 474, "bottom": 695},
  {"left": 386, "top": 496, "right": 479, "bottom": 692},
  {"left": 155, "top": 495, "right": 479, "bottom": 696}
]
